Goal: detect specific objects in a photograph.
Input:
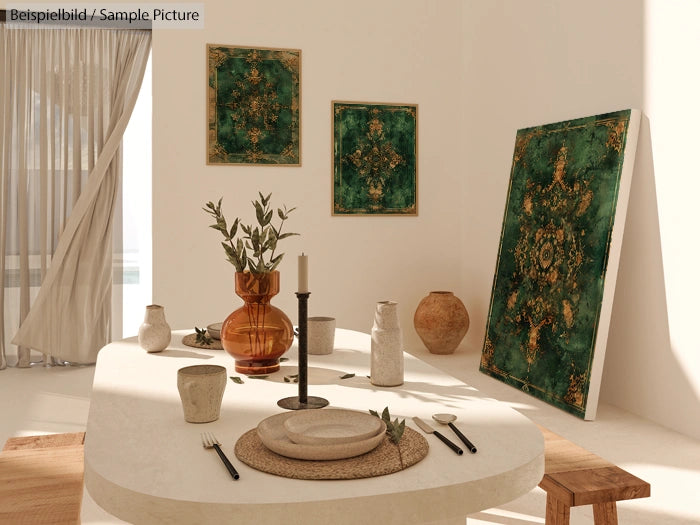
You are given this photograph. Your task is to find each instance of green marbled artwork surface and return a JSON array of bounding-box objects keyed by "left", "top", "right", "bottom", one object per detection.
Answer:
[
  {"left": 208, "top": 45, "right": 300, "bottom": 165},
  {"left": 333, "top": 102, "right": 417, "bottom": 215},
  {"left": 480, "top": 110, "right": 633, "bottom": 418}
]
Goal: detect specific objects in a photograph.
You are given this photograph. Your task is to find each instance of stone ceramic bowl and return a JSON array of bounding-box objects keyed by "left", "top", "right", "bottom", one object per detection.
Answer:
[{"left": 207, "top": 322, "right": 222, "bottom": 340}]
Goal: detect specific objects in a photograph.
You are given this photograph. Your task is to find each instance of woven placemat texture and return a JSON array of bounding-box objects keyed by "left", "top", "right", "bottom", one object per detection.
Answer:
[
  {"left": 234, "top": 427, "right": 428, "bottom": 480},
  {"left": 181, "top": 333, "right": 224, "bottom": 350}
]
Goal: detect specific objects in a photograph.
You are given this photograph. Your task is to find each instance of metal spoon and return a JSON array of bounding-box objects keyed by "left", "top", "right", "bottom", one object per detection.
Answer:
[{"left": 432, "top": 413, "right": 477, "bottom": 453}]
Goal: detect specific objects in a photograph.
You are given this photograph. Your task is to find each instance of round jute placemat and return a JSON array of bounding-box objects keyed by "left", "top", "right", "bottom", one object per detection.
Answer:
[
  {"left": 181, "top": 333, "right": 224, "bottom": 350},
  {"left": 234, "top": 427, "right": 429, "bottom": 480}
]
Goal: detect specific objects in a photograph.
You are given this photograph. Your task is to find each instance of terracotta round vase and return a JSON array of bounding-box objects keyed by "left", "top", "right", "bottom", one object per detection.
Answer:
[
  {"left": 413, "top": 291, "right": 470, "bottom": 355},
  {"left": 221, "top": 271, "right": 294, "bottom": 375}
]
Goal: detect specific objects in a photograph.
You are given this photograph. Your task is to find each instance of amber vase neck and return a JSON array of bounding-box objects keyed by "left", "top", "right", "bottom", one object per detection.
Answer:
[{"left": 234, "top": 271, "right": 280, "bottom": 304}]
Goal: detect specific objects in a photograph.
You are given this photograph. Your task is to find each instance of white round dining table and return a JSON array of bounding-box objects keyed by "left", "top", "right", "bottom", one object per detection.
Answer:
[{"left": 84, "top": 329, "right": 544, "bottom": 524}]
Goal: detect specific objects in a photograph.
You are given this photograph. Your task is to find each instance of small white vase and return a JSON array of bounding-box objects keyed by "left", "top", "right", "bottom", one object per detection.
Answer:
[
  {"left": 371, "top": 301, "right": 404, "bottom": 387},
  {"left": 138, "top": 305, "right": 171, "bottom": 353}
]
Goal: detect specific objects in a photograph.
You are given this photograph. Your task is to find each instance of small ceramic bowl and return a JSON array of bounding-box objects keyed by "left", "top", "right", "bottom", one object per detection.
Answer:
[
  {"left": 284, "top": 409, "right": 383, "bottom": 446},
  {"left": 207, "top": 322, "right": 222, "bottom": 340}
]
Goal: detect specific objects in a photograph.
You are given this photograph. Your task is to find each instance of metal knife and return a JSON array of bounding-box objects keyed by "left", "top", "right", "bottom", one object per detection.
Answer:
[{"left": 413, "top": 417, "right": 463, "bottom": 455}]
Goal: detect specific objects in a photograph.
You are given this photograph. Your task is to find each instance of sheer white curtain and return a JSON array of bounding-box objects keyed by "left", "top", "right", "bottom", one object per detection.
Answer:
[{"left": 0, "top": 24, "right": 151, "bottom": 368}]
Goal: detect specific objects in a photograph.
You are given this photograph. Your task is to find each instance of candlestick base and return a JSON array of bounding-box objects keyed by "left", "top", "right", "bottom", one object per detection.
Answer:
[{"left": 277, "top": 396, "right": 329, "bottom": 410}]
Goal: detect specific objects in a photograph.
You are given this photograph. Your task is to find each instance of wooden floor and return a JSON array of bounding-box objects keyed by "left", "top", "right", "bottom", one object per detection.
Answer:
[
  {"left": 0, "top": 427, "right": 652, "bottom": 525},
  {"left": 0, "top": 433, "right": 85, "bottom": 525}
]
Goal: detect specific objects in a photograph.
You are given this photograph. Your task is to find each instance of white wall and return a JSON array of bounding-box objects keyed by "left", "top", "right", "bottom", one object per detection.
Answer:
[
  {"left": 460, "top": 0, "right": 644, "bottom": 346},
  {"left": 600, "top": 0, "right": 700, "bottom": 439},
  {"left": 152, "top": 0, "right": 700, "bottom": 439},
  {"left": 152, "top": 0, "right": 466, "bottom": 351}
]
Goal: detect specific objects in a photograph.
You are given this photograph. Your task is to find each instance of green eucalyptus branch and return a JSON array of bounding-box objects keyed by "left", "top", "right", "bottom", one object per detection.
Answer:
[
  {"left": 369, "top": 407, "right": 406, "bottom": 445},
  {"left": 203, "top": 193, "right": 299, "bottom": 274},
  {"left": 194, "top": 326, "right": 213, "bottom": 346}
]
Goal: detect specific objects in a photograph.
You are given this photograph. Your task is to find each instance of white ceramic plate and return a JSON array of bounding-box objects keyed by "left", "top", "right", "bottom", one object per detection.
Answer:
[
  {"left": 284, "top": 409, "right": 383, "bottom": 446},
  {"left": 257, "top": 411, "right": 386, "bottom": 461}
]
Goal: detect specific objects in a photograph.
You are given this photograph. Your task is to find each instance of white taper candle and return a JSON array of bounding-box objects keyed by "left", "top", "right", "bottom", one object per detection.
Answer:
[{"left": 298, "top": 253, "right": 309, "bottom": 293}]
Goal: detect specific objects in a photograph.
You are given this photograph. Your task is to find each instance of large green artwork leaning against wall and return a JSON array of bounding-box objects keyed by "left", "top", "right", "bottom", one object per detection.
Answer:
[
  {"left": 480, "top": 110, "right": 641, "bottom": 420},
  {"left": 207, "top": 45, "right": 300, "bottom": 165},
  {"left": 333, "top": 101, "right": 417, "bottom": 215}
]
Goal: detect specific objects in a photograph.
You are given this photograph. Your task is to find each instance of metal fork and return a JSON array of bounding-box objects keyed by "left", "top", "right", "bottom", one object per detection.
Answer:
[{"left": 201, "top": 432, "right": 240, "bottom": 480}]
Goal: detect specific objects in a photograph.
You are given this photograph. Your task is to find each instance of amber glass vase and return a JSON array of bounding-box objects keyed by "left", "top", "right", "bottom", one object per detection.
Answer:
[{"left": 221, "top": 271, "right": 294, "bottom": 375}]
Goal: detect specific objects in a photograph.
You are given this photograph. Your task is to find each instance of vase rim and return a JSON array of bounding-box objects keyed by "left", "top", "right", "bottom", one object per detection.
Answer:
[
  {"left": 377, "top": 300, "right": 397, "bottom": 305},
  {"left": 146, "top": 304, "right": 163, "bottom": 309},
  {"left": 429, "top": 291, "right": 454, "bottom": 295}
]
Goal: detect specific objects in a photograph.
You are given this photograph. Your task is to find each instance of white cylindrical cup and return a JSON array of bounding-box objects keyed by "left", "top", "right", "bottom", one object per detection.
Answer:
[
  {"left": 177, "top": 365, "right": 227, "bottom": 423},
  {"left": 307, "top": 317, "right": 336, "bottom": 355}
]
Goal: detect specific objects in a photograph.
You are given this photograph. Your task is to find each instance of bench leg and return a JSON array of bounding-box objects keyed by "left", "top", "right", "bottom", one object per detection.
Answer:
[
  {"left": 593, "top": 501, "right": 618, "bottom": 525},
  {"left": 545, "top": 494, "right": 570, "bottom": 525}
]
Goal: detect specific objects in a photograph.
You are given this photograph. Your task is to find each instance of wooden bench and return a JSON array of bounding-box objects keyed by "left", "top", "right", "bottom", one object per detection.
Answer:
[
  {"left": 538, "top": 425, "right": 650, "bottom": 525},
  {"left": 0, "top": 432, "right": 85, "bottom": 525}
]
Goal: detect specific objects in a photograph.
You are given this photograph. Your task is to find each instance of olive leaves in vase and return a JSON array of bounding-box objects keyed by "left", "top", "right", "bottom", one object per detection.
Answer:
[{"left": 203, "top": 192, "right": 298, "bottom": 274}]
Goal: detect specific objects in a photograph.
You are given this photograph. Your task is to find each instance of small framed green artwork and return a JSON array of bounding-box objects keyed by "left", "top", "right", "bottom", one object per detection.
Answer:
[
  {"left": 332, "top": 101, "right": 417, "bottom": 215},
  {"left": 480, "top": 109, "right": 641, "bottom": 420},
  {"left": 207, "top": 44, "right": 300, "bottom": 165}
]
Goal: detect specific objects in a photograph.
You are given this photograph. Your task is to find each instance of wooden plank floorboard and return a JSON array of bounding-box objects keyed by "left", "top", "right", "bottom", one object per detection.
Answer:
[
  {"left": 2, "top": 433, "right": 85, "bottom": 452},
  {"left": 0, "top": 434, "right": 85, "bottom": 525}
]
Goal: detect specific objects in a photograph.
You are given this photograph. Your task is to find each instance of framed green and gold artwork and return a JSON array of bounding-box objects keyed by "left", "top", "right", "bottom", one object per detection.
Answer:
[
  {"left": 480, "top": 109, "right": 641, "bottom": 420},
  {"left": 207, "top": 44, "right": 300, "bottom": 165},
  {"left": 332, "top": 101, "right": 417, "bottom": 215}
]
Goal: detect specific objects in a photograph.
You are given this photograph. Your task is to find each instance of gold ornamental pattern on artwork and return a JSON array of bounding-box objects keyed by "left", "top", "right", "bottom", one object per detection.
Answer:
[
  {"left": 333, "top": 102, "right": 417, "bottom": 215},
  {"left": 480, "top": 110, "right": 634, "bottom": 418},
  {"left": 207, "top": 45, "right": 300, "bottom": 165}
]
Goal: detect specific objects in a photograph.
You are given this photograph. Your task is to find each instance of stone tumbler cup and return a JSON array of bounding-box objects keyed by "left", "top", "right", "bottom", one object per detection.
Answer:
[
  {"left": 177, "top": 365, "right": 227, "bottom": 423},
  {"left": 307, "top": 317, "right": 336, "bottom": 355}
]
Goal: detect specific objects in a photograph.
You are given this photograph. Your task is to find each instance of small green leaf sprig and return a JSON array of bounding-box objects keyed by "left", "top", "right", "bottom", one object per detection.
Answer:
[
  {"left": 369, "top": 407, "right": 406, "bottom": 445},
  {"left": 194, "top": 326, "right": 213, "bottom": 345},
  {"left": 203, "top": 192, "right": 298, "bottom": 274},
  {"left": 229, "top": 375, "right": 268, "bottom": 384}
]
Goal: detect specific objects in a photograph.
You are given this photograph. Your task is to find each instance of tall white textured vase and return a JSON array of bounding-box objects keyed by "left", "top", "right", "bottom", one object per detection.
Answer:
[
  {"left": 138, "top": 305, "right": 171, "bottom": 353},
  {"left": 371, "top": 301, "right": 404, "bottom": 386}
]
